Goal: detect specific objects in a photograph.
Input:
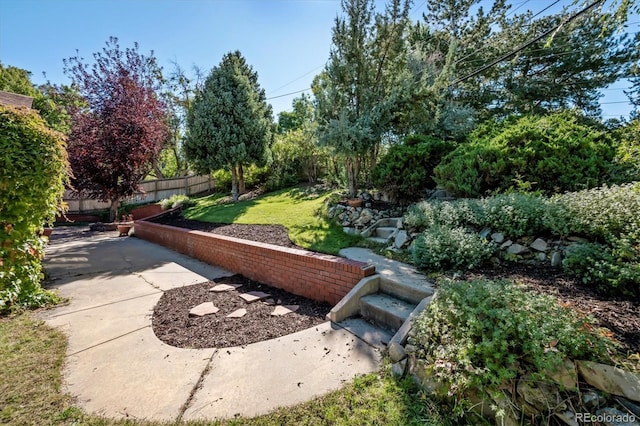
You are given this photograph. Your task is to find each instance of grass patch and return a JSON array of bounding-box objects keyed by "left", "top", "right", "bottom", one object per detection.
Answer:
[
  {"left": 185, "top": 187, "right": 362, "bottom": 254},
  {"left": 1, "top": 312, "right": 451, "bottom": 425}
]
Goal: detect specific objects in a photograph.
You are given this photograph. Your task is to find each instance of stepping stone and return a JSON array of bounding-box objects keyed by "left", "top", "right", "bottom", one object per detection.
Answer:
[
  {"left": 271, "top": 305, "right": 299, "bottom": 316},
  {"left": 239, "top": 291, "right": 271, "bottom": 303},
  {"left": 189, "top": 302, "right": 219, "bottom": 317},
  {"left": 209, "top": 283, "right": 241, "bottom": 292},
  {"left": 226, "top": 308, "right": 247, "bottom": 318}
]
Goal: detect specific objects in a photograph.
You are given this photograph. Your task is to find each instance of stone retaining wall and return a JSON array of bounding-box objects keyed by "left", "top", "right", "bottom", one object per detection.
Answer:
[{"left": 135, "top": 219, "right": 375, "bottom": 305}]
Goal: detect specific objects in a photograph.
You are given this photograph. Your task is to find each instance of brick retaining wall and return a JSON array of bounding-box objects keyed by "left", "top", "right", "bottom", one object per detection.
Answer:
[{"left": 135, "top": 219, "right": 375, "bottom": 305}]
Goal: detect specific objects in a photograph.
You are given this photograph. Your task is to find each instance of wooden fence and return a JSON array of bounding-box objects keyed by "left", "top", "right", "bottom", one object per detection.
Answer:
[{"left": 63, "top": 175, "right": 213, "bottom": 213}]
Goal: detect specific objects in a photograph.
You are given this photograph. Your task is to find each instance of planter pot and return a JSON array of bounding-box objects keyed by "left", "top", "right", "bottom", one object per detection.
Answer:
[
  {"left": 117, "top": 224, "right": 133, "bottom": 237},
  {"left": 347, "top": 198, "right": 364, "bottom": 208}
]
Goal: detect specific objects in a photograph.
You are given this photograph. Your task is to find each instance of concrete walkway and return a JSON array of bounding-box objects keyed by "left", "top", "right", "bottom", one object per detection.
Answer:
[
  {"left": 339, "top": 247, "right": 430, "bottom": 288},
  {"left": 40, "top": 227, "right": 382, "bottom": 422}
]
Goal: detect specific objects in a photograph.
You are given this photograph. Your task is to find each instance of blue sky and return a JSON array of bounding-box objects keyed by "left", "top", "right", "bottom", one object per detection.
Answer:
[{"left": 0, "top": 0, "right": 636, "bottom": 118}]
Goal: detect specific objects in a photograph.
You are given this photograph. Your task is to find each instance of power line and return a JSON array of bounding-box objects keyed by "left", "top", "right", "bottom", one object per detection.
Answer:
[
  {"left": 266, "top": 87, "right": 311, "bottom": 100},
  {"left": 451, "top": 0, "right": 604, "bottom": 85},
  {"left": 267, "top": 63, "right": 325, "bottom": 96},
  {"left": 453, "top": 0, "right": 563, "bottom": 67}
]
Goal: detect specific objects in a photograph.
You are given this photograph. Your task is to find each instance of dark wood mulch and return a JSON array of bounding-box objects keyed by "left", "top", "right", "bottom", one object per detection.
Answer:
[
  {"left": 150, "top": 209, "right": 300, "bottom": 249},
  {"left": 461, "top": 264, "right": 640, "bottom": 354},
  {"left": 152, "top": 274, "right": 331, "bottom": 349}
]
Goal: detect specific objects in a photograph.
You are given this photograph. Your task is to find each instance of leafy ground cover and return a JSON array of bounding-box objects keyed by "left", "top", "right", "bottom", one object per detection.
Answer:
[
  {"left": 184, "top": 186, "right": 362, "bottom": 254},
  {"left": 0, "top": 312, "right": 450, "bottom": 426}
]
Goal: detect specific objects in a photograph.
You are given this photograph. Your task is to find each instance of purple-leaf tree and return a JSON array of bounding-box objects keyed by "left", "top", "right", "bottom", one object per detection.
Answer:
[{"left": 64, "top": 37, "right": 169, "bottom": 221}]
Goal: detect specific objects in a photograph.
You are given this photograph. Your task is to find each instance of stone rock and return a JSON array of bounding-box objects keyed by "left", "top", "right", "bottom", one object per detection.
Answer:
[
  {"left": 226, "top": 308, "right": 247, "bottom": 318},
  {"left": 479, "top": 228, "right": 492, "bottom": 239},
  {"left": 536, "top": 252, "right": 547, "bottom": 261},
  {"left": 491, "top": 232, "right": 505, "bottom": 243},
  {"left": 595, "top": 407, "right": 640, "bottom": 426},
  {"left": 577, "top": 361, "right": 640, "bottom": 403},
  {"left": 239, "top": 291, "right": 271, "bottom": 303},
  {"left": 394, "top": 230, "right": 409, "bottom": 249},
  {"left": 404, "top": 344, "right": 417, "bottom": 354},
  {"left": 189, "top": 302, "right": 219, "bottom": 317},
  {"left": 355, "top": 208, "right": 374, "bottom": 226},
  {"left": 388, "top": 341, "right": 406, "bottom": 362},
  {"left": 264, "top": 298, "right": 276, "bottom": 306},
  {"left": 551, "top": 251, "right": 563, "bottom": 267},
  {"left": 501, "top": 240, "right": 513, "bottom": 249},
  {"left": 555, "top": 411, "right": 579, "bottom": 426},
  {"left": 530, "top": 238, "right": 550, "bottom": 252},
  {"left": 507, "top": 243, "right": 529, "bottom": 255},
  {"left": 517, "top": 375, "right": 562, "bottom": 414},
  {"left": 549, "top": 359, "right": 578, "bottom": 391},
  {"left": 582, "top": 390, "right": 606, "bottom": 409},
  {"left": 391, "top": 359, "right": 407, "bottom": 377},
  {"left": 568, "top": 236, "right": 588, "bottom": 243},
  {"left": 209, "top": 283, "right": 241, "bottom": 292},
  {"left": 616, "top": 397, "right": 640, "bottom": 417},
  {"left": 343, "top": 227, "right": 359, "bottom": 235},
  {"left": 271, "top": 305, "right": 299, "bottom": 316}
]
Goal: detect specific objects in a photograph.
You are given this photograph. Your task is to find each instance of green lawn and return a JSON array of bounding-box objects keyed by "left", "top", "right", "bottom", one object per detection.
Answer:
[
  {"left": 184, "top": 187, "right": 362, "bottom": 254},
  {"left": 0, "top": 312, "right": 451, "bottom": 426}
]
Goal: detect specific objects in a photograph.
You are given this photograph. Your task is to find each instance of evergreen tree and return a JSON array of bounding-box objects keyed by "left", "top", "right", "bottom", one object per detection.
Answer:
[
  {"left": 185, "top": 51, "right": 273, "bottom": 201},
  {"left": 314, "top": 0, "right": 410, "bottom": 197}
]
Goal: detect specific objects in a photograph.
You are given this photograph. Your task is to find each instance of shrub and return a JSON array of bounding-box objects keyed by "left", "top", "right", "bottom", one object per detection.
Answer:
[
  {"left": 543, "top": 183, "right": 640, "bottom": 242},
  {"left": 404, "top": 194, "right": 546, "bottom": 239},
  {"left": 0, "top": 106, "right": 69, "bottom": 312},
  {"left": 476, "top": 193, "right": 547, "bottom": 238},
  {"left": 434, "top": 112, "right": 616, "bottom": 197},
  {"left": 159, "top": 194, "right": 195, "bottom": 210},
  {"left": 372, "top": 135, "right": 455, "bottom": 202},
  {"left": 563, "top": 241, "right": 640, "bottom": 298},
  {"left": 412, "top": 225, "right": 496, "bottom": 271},
  {"left": 610, "top": 118, "right": 640, "bottom": 183},
  {"left": 410, "top": 279, "right": 617, "bottom": 402}
]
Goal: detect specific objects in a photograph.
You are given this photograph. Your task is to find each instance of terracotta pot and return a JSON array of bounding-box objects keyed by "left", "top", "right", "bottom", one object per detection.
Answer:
[
  {"left": 42, "top": 227, "right": 53, "bottom": 238},
  {"left": 347, "top": 198, "right": 364, "bottom": 208},
  {"left": 117, "top": 224, "right": 133, "bottom": 237}
]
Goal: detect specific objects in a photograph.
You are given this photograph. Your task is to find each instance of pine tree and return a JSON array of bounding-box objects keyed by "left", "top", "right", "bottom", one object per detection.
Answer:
[{"left": 185, "top": 51, "right": 273, "bottom": 201}]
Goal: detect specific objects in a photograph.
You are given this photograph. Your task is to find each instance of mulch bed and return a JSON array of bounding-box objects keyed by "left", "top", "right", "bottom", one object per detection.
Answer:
[
  {"left": 152, "top": 274, "right": 331, "bottom": 349},
  {"left": 150, "top": 211, "right": 639, "bottom": 354},
  {"left": 150, "top": 209, "right": 300, "bottom": 249}
]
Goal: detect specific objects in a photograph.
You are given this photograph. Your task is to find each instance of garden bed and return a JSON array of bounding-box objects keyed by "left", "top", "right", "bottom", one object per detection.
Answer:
[{"left": 152, "top": 274, "right": 331, "bottom": 348}]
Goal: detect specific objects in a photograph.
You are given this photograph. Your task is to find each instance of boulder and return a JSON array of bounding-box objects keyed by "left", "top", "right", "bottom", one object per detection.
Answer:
[
  {"left": 517, "top": 375, "right": 562, "bottom": 414},
  {"left": 551, "top": 251, "right": 563, "bottom": 267},
  {"left": 577, "top": 361, "right": 640, "bottom": 403},
  {"left": 548, "top": 359, "right": 578, "bottom": 391},
  {"left": 530, "top": 238, "right": 550, "bottom": 252},
  {"left": 507, "top": 243, "right": 529, "bottom": 255},
  {"left": 394, "top": 230, "right": 409, "bottom": 249},
  {"left": 491, "top": 232, "right": 505, "bottom": 243}
]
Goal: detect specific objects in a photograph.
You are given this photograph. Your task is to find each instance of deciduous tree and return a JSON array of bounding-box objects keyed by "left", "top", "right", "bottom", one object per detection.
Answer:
[{"left": 64, "top": 37, "right": 169, "bottom": 221}]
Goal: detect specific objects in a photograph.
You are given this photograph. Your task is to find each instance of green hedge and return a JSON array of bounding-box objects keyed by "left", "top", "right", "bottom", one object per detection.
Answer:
[
  {"left": 0, "top": 106, "right": 69, "bottom": 312},
  {"left": 434, "top": 112, "right": 616, "bottom": 197},
  {"left": 372, "top": 135, "right": 455, "bottom": 203}
]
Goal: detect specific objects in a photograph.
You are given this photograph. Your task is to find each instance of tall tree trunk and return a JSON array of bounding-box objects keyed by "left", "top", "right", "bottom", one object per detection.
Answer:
[
  {"left": 237, "top": 162, "right": 246, "bottom": 194},
  {"left": 109, "top": 198, "right": 121, "bottom": 223},
  {"left": 346, "top": 155, "right": 358, "bottom": 198},
  {"left": 230, "top": 165, "right": 239, "bottom": 202}
]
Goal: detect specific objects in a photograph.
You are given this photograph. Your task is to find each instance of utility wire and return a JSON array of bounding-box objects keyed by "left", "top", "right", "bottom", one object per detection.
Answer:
[
  {"left": 453, "top": 0, "right": 563, "bottom": 67},
  {"left": 450, "top": 0, "right": 604, "bottom": 85},
  {"left": 266, "top": 87, "right": 311, "bottom": 100}
]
